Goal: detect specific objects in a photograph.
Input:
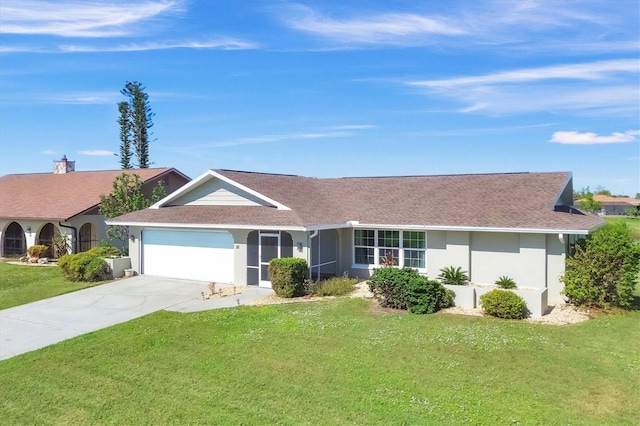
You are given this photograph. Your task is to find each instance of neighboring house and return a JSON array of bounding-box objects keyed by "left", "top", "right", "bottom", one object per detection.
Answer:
[
  {"left": 109, "top": 169, "right": 604, "bottom": 303},
  {"left": 592, "top": 194, "right": 640, "bottom": 216},
  {"left": 0, "top": 156, "right": 190, "bottom": 258}
]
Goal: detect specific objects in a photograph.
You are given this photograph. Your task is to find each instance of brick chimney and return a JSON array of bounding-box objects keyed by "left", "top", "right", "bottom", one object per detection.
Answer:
[{"left": 54, "top": 155, "right": 75, "bottom": 174}]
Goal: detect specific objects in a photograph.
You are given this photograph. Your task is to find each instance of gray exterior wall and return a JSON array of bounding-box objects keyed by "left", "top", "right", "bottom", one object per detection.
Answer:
[{"left": 337, "top": 228, "right": 568, "bottom": 302}]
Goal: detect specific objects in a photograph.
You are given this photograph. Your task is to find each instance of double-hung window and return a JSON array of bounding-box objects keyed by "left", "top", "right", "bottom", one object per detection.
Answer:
[
  {"left": 402, "top": 231, "right": 425, "bottom": 269},
  {"left": 353, "top": 229, "right": 426, "bottom": 270},
  {"left": 354, "top": 230, "right": 375, "bottom": 265}
]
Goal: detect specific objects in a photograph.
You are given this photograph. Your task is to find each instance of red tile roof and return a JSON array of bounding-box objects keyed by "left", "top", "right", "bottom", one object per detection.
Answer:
[
  {"left": 111, "top": 170, "right": 604, "bottom": 233},
  {"left": 0, "top": 168, "right": 186, "bottom": 221}
]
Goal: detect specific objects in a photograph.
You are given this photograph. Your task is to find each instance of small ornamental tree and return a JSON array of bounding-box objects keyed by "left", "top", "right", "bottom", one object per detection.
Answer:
[
  {"left": 99, "top": 173, "right": 165, "bottom": 253},
  {"left": 561, "top": 222, "right": 640, "bottom": 309}
]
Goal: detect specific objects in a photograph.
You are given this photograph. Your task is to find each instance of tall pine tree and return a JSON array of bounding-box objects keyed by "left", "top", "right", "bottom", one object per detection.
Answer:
[
  {"left": 117, "top": 101, "right": 132, "bottom": 169},
  {"left": 118, "top": 81, "right": 155, "bottom": 168}
]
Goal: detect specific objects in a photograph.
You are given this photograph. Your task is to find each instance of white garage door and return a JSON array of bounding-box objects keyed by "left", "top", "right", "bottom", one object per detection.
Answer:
[{"left": 142, "top": 229, "right": 234, "bottom": 283}]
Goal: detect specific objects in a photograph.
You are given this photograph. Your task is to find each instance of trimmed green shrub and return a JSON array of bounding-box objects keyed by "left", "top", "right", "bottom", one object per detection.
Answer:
[
  {"left": 495, "top": 275, "right": 517, "bottom": 289},
  {"left": 87, "top": 245, "right": 122, "bottom": 257},
  {"left": 407, "top": 275, "right": 447, "bottom": 314},
  {"left": 58, "top": 252, "right": 109, "bottom": 282},
  {"left": 480, "top": 289, "right": 528, "bottom": 319},
  {"left": 368, "top": 267, "right": 415, "bottom": 309},
  {"left": 561, "top": 222, "right": 640, "bottom": 308},
  {"left": 268, "top": 257, "right": 308, "bottom": 298},
  {"left": 368, "top": 267, "right": 449, "bottom": 314},
  {"left": 438, "top": 266, "right": 469, "bottom": 286},
  {"left": 308, "top": 275, "right": 358, "bottom": 297},
  {"left": 27, "top": 245, "right": 49, "bottom": 258},
  {"left": 440, "top": 288, "right": 456, "bottom": 309}
]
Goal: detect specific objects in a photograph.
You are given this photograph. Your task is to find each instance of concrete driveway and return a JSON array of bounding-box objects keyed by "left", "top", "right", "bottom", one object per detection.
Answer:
[{"left": 0, "top": 276, "right": 273, "bottom": 361}]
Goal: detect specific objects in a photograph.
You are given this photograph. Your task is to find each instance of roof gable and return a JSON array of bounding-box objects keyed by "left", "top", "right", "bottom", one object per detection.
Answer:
[
  {"left": 153, "top": 170, "right": 291, "bottom": 210},
  {"left": 0, "top": 168, "right": 188, "bottom": 221}
]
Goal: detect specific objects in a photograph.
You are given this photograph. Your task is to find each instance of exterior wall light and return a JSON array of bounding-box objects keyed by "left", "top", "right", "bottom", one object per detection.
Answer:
[{"left": 297, "top": 242, "right": 303, "bottom": 252}]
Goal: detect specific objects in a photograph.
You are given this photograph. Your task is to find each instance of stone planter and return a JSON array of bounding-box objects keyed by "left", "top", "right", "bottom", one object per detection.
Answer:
[
  {"left": 475, "top": 284, "right": 548, "bottom": 318},
  {"left": 104, "top": 257, "right": 132, "bottom": 278},
  {"left": 443, "top": 284, "right": 475, "bottom": 309}
]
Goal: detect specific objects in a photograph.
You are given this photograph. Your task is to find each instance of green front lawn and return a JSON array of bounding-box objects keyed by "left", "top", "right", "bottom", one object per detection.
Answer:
[
  {"left": 0, "top": 262, "right": 106, "bottom": 310},
  {"left": 605, "top": 216, "right": 640, "bottom": 240},
  {"left": 1, "top": 298, "right": 638, "bottom": 425}
]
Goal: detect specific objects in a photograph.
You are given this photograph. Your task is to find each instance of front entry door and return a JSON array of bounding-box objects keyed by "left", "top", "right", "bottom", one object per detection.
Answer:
[{"left": 259, "top": 233, "right": 280, "bottom": 287}]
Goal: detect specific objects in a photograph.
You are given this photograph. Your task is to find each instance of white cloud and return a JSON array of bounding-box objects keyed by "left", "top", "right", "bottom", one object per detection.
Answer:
[
  {"left": 40, "top": 150, "right": 56, "bottom": 155},
  {"left": 329, "top": 124, "right": 377, "bottom": 130},
  {"left": 409, "top": 59, "right": 638, "bottom": 89},
  {"left": 549, "top": 130, "right": 639, "bottom": 145},
  {"left": 405, "top": 59, "right": 639, "bottom": 116},
  {"left": 279, "top": 4, "right": 464, "bottom": 45},
  {"left": 214, "top": 131, "right": 350, "bottom": 147},
  {"left": 276, "top": 2, "right": 638, "bottom": 53},
  {"left": 58, "top": 39, "right": 258, "bottom": 53},
  {"left": 79, "top": 150, "right": 116, "bottom": 156},
  {"left": 0, "top": 0, "right": 184, "bottom": 37},
  {"left": 42, "top": 92, "right": 119, "bottom": 105}
]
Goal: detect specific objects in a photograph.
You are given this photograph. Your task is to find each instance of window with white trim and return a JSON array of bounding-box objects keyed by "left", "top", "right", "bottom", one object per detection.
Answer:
[
  {"left": 403, "top": 231, "right": 425, "bottom": 269},
  {"left": 354, "top": 229, "right": 375, "bottom": 265},
  {"left": 353, "top": 229, "right": 426, "bottom": 269}
]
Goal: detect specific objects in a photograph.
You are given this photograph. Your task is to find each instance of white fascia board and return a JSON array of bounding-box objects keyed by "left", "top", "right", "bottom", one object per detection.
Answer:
[
  {"left": 306, "top": 223, "right": 354, "bottom": 231},
  {"left": 348, "top": 222, "right": 599, "bottom": 235},
  {"left": 150, "top": 169, "right": 291, "bottom": 211},
  {"left": 105, "top": 220, "right": 306, "bottom": 232}
]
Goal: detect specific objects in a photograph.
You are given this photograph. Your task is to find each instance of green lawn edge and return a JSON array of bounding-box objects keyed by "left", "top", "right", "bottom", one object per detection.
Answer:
[
  {"left": 0, "top": 262, "right": 108, "bottom": 310},
  {"left": 1, "top": 298, "right": 638, "bottom": 425}
]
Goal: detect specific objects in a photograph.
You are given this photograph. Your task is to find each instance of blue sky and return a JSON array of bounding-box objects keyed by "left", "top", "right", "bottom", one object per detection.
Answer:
[{"left": 1, "top": 0, "right": 638, "bottom": 196}]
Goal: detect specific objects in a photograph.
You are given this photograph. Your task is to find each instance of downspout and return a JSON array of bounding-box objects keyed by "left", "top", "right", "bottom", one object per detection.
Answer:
[
  {"left": 308, "top": 230, "right": 319, "bottom": 280},
  {"left": 58, "top": 222, "right": 77, "bottom": 254}
]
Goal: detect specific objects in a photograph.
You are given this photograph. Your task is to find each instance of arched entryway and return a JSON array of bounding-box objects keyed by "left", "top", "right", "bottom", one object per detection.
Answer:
[
  {"left": 37, "top": 223, "right": 59, "bottom": 258},
  {"left": 79, "top": 223, "right": 97, "bottom": 252},
  {"left": 3, "top": 222, "right": 26, "bottom": 256}
]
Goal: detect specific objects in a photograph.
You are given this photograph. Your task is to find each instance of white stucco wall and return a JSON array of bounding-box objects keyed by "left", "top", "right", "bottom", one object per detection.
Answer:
[
  {"left": 0, "top": 219, "right": 69, "bottom": 257},
  {"left": 128, "top": 226, "right": 143, "bottom": 272},
  {"left": 66, "top": 214, "right": 113, "bottom": 251},
  {"left": 546, "top": 233, "right": 567, "bottom": 303}
]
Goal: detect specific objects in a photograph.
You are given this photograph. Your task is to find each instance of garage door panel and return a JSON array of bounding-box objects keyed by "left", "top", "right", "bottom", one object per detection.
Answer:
[{"left": 142, "top": 229, "right": 234, "bottom": 283}]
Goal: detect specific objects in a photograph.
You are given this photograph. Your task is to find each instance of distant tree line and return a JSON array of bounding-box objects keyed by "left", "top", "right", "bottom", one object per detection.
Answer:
[{"left": 574, "top": 186, "right": 640, "bottom": 216}]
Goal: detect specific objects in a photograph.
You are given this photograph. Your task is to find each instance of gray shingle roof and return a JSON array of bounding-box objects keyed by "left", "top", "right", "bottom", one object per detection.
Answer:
[{"left": 111, "top": 169, "right": 604, "bottom": 233}]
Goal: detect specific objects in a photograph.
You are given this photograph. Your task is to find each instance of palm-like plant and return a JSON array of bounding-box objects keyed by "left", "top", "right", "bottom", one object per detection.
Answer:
[
  {"left": 438, "top": 266, "right": 469, "bottom": 286},
  {"left": 495, "top": 276, "right": 517, "bottom": 289}
]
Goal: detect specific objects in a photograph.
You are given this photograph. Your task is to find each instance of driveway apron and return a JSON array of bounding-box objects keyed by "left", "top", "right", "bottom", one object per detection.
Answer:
[{"left": 0, "top": 276, "right": 270, "bottom": 361}]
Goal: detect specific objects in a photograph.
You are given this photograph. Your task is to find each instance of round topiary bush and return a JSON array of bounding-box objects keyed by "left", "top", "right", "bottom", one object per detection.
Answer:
[
  {"left": 268, "top": 257, "right": 308, "bottom": 298},
  {"left": 480, "top": 289, "right": 528, "bottom": 319}
]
